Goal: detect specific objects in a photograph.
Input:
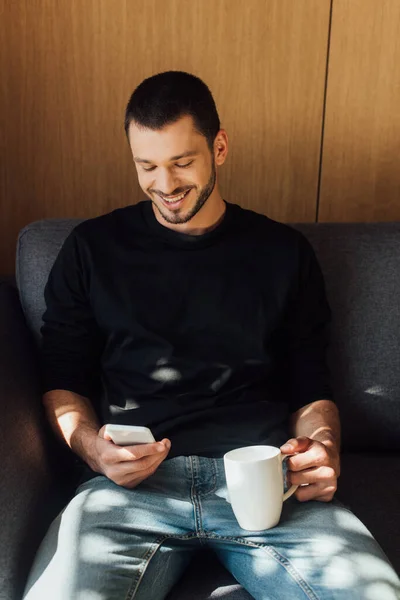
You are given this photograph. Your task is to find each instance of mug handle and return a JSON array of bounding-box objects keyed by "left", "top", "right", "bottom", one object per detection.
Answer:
[{"left": 280, "top": 453, "right": 299, "bottom": 501}]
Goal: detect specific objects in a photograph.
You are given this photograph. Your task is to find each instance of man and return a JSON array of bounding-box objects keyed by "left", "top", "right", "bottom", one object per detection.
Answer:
[{"left": 23, "top": 71, "right": 399, "bottom": 599}]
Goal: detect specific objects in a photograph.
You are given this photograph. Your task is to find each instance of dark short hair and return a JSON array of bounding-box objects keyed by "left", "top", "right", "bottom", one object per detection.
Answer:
[{"left": 124, "top": 71, "right": 220, "bottom": 150}]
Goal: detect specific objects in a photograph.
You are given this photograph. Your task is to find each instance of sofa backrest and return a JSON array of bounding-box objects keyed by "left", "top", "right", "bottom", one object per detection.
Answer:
[
  {"left": 17, "top": 219, "right": 83, "bottom": 342},
  {"left": 16, "top": 218, "right": 400, "bottom": 452}
]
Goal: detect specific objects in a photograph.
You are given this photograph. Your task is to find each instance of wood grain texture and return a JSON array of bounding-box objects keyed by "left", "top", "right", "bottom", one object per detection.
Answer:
[
  {"left": 0, "top": 0, "right": 330, "bottom": 274},
  {"left": 319, "top": 0, "right": 400, "bottom": 222}
]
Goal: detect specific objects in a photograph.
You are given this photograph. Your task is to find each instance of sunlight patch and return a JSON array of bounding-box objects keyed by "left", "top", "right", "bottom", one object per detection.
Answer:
[
  {"left": 334, "top": 509, "right": 366, "bottom": 534},
  {"left": 122, "top": 398, "right": 140, "bottom": 409},
  {"left": 78, "top": 591, "right": 104, "bottom": 600},
  {"left": 364, "top": 581, "right": 400, "bottom": 600},
  {"left": 83, "top": 489, "right": 129, "bottom": 512},
  {"left": 210, "top": 584, "right": 244, "bottom": 598},
  {"left": 311, "top": 535, "right": 345, "bottom": 557},
  {"left": 80, "top": 533, "right": 114, "bottom": 562},
  {"left": 353, "top": 552, "right": 398, "bottom": 579},
  {"left": 156, "top": 357, "right": 168, "bottom": 365},
  {"left": 150, "top": 367, "right": 182, "bottom": 382},
  {"left": 252, "top": 550, "right": 279, "bottom": 576},
  {"left": 214, "top": 486, "right": 230, "bottom": 502},
  {"left": 321, "top": 556, "right": 356, "bottom": 587},
  {"left": 364, "top": 385, "right": 386, "bottom": 397}
]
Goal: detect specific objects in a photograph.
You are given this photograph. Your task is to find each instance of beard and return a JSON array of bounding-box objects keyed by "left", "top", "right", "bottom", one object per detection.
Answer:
[{"left": 150, "top": 160, "right": 217, "bottom": 225}]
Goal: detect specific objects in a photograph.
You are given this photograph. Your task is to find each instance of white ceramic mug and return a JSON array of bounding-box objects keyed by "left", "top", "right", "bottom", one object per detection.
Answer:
[{"left": 223, "top": 445, "right": 298, "bottom": 531}]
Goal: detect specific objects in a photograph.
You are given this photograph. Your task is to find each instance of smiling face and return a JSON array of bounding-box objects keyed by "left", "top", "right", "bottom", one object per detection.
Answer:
[{"left": 128, "top": 115, "right": 228, "bottom": 231}]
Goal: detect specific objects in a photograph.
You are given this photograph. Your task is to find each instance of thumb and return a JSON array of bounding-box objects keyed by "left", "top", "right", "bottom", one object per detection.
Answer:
[
  {"left": 98, "top": 425, "right": 112, "bottom": 441},
  {"left": 161, "top": 438, "right": 172, "bottom": 451},
  {"left": 280, "top": 436, "right": 312, "bottom": 454}
]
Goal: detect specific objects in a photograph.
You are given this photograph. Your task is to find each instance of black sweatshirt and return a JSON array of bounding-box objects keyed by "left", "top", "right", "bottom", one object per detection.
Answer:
[{"left": 41, "top": 200, "right": 333, "bottom": 458}]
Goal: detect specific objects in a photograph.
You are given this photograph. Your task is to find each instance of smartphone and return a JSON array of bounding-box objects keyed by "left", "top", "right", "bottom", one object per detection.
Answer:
[{"left": 104, "top": 424, "right": 156, "bottom": 446}]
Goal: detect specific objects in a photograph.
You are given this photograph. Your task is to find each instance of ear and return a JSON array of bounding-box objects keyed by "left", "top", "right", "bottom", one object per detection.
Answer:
[{"left": 213, "top": 129, "right": 228, "bottom": 166}]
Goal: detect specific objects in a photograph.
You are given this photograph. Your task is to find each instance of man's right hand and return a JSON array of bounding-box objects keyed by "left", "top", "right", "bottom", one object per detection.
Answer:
[
  {"left": 87, "top": 425, "right": 171, "bottom": 488},
  {"left": 42, "top": 390, "right": 171, "bottom": 489}
]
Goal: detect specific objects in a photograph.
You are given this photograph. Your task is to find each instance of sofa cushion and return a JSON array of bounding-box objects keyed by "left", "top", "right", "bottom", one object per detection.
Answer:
[
  {"left": 337, "top": 451, "right": 400, "bottom": 574},
  {"left": 16, "top": 219, "right": 82, "bottom": 344},
  {"left": 0, "top": 283, "right": 75, "bottom": 600},
  {"left": 295, "top": 223, "right": 400, "bottom": 452},
  {"left": 167, "top": 551, "right": 253, "bottom": 600},
  {"left": 16, "top": 219, "right": 400, "bottom": 451}
]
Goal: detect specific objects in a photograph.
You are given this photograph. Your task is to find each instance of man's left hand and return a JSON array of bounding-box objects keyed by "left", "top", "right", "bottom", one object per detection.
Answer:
[{"left": 280, "top": 436, "right": 340, "bottom": 503}]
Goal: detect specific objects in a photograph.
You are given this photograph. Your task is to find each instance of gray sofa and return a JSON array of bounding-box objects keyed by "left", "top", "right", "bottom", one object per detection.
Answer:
[{"left": 1, "top": 218, "right": 399, "bottom": 600}]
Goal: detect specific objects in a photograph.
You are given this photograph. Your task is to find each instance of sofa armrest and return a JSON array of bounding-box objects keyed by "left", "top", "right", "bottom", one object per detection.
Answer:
[{"left": 0, "top": 282, "right": 75, "bottom": 600}]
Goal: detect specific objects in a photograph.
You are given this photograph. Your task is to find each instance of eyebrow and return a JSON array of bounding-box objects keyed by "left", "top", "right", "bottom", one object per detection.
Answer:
[{"left": 133, "top": 150, "right": 198, "bottom": 164}]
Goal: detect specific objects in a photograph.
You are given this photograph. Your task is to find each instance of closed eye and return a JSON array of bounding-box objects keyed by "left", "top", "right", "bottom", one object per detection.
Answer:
[{"left": 142, "top": 160, "right": 194, "bottom": 172}]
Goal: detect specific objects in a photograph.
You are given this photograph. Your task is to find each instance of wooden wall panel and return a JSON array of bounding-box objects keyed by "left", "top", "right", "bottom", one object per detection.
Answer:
[
  {"left": 0, "top": 0, "right": 330, "bottom": 274},
  {"left": 319, "top": 0, "right": 400, "bottom": 222}
]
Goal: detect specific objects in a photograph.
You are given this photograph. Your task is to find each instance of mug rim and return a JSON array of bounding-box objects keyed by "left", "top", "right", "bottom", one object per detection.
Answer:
[{"left": 224, "top": 445, "right": 281, "bottom": 463}]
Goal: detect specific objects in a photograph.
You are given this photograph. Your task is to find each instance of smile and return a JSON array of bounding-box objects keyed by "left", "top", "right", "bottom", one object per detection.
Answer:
[{"left": 158, "top": 189, "right": 191, "bottom": 205}]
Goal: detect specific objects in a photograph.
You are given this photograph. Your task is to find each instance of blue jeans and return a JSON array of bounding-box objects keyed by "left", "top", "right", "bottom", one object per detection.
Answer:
[{"left": 23, "top": 456, "right": 400, "bottom": 600}]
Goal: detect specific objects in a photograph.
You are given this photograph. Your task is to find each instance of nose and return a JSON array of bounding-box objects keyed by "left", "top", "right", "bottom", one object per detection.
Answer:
[{"left": 156, "top": 168, "right": 179, "bottom": 197}]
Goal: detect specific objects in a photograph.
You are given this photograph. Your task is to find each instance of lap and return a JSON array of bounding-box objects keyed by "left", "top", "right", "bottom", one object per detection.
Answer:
[
  {"left": 22, "top": 457, "right": 400, "bottom": 600},
  {"left": 23, "top": 467, "right": 200, "bottom": 600},
  {"left": 206, "top": 492, "right": 400, "bottom": 600}
]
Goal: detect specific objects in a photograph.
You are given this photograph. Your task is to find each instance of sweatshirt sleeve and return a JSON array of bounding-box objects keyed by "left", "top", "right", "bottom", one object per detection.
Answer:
[
  {"left": 283, "top": 234, "right": 334, "bottom": 413},
  {"left": 40, "top": 228, "right": 103, "bottom": 401}
]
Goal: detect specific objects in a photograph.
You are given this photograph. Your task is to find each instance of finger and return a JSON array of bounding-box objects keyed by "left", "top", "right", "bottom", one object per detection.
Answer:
[
  {"left": 295, "top": 483, "right": 337, "bottom": 503},
  {"left": 117, "top": 441, "right": 170, "bottom": 462},
  {"left": 101, "top": 441, "right": 166, "bottom": 465},
  {"left": 107, "top": 444, "right": 170, "bottom": 479},
  {"left": 114, "top": 442, "right": 172, "bottom": 488},
  {"left": 120, "top": 450, "right": 167, "bottom": 475},
  {"left": 280, "top": 437, "right": 312, "bottom": 454},
  {"left": 160, "top": 438, "right": 172, "bottom": 451},
  {"left": 295, "top": 484, "right": 320, "bottom": 502},
  {"left": 287, "top": 443, "right": 329, "bottom": 472},
  {"left": 98, "top": 425, "right": 112, "bottom": 441},
  {"left": 314, "top": 494, "right": 336, "bottom": 503},
  {"left": 135, "top": 440, "right": 171, "bottom": 471},
  {"left": 132, "top": 439, "right": 171, "bottom": 473},
  {"left": 109, "top": 461, "right": 159, "bottom": 488},
  {"left": 289, "top": 466, "right": 336, "bottom": 486}
]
